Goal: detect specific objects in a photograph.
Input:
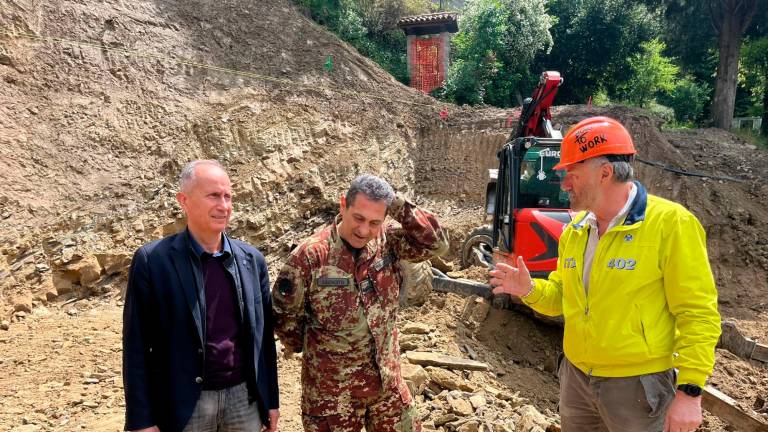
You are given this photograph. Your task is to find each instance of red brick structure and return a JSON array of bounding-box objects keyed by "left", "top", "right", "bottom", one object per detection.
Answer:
[{"left": 397, "top": 12, "right": 458, "bottom": 94}]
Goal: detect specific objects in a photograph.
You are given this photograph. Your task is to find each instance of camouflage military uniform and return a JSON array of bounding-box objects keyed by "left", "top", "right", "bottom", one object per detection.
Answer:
[{"left": 272, "top": 194, "right": 448, "bottom": 432}]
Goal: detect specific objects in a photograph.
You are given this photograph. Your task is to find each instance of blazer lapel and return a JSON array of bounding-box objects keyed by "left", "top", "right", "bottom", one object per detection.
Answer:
[
  {"left": 170, "top": 234, "right": 204, "bottom": 348},
  {"left": 234, "top": 245, "right": 262, "bottom": 351}
]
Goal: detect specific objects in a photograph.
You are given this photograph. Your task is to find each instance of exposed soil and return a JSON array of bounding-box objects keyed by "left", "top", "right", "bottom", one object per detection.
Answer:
[{"left": 1, "top": 0, "right": 767, "bottom": 431}]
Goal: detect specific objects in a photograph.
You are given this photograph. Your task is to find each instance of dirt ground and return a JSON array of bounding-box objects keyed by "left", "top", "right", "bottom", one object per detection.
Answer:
[
  {"left": 2, "top": 0, "right": 768, "bottom": 430},
  {"left": 2, "top": 290, "right": 764, "bottom": 431}
]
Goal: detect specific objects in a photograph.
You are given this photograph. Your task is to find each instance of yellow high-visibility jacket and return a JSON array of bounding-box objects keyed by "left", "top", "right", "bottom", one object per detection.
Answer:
[{"left": 524, "top": 182, "right": 721, "bottom": 387}]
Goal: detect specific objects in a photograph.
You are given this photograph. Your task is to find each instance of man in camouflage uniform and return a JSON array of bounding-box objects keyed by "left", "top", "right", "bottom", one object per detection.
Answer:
[{"left": 272, "top": 174, "right": 449, "bottom": 432}]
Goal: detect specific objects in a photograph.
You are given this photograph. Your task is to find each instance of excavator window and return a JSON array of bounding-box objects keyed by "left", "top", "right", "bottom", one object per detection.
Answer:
[{"left": 519, "top": 146, "right": 570, "bottom": 209}]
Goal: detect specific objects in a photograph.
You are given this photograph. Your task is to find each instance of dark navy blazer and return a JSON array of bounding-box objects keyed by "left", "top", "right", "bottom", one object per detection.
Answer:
[{"left": 122, "top": 230, "right": 279, "bottom": 432}]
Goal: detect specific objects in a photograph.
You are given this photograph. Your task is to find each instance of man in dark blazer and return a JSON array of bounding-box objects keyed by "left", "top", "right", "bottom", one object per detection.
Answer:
[{"left": 123, "top": 160, "right": 279, "bottom": 432}]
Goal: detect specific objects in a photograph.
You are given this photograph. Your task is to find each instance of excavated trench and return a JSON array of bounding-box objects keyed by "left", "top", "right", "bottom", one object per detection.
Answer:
[{"left": 412, "top": 121, "right": 511, "bottom": 206}]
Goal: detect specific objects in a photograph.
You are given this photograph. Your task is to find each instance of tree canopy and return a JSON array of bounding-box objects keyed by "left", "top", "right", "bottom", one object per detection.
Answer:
[
  {"left": 539, "top": 0, "right": 661, "bottom": 104},
  {"left": 441, "top": 0, "right": 553, "bottom": 106},
  {"left": 295, "top": 0, "right": 768, "bottom": 131}
]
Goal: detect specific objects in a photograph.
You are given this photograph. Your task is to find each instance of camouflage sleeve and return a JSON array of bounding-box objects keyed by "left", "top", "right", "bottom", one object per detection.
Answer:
[
  {"left": 387, "top": 193, "right": 449, "bottom": 262},
  {"left": 271, "top": 247, "right": 313, "bottom": 353}
]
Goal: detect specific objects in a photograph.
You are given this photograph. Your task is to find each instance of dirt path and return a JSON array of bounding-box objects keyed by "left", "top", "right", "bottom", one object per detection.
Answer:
[{"left": 0, "top": 296, "right": 305, "bottom": 432}]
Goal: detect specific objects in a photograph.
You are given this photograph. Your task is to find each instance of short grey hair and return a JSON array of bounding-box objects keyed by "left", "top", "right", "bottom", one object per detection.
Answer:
[
  {"left": 590, "top": 156, "right": 634, "bottom": 183},
  {"left": 179, "top": 160, "right": 226, "bottom": 191},
  {"left": 346, "top": 174, "right": 395, "bottom": 208}
]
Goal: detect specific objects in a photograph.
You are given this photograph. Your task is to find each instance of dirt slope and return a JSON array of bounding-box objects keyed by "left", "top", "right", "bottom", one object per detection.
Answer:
[{"left": 0, "top": 0, "right": 441, "bottom": 308}]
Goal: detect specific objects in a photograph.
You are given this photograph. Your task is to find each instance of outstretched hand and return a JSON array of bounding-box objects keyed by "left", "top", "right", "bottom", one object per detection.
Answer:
[{"left": 489, "top": 256, "right": 533, "bottom": 297}]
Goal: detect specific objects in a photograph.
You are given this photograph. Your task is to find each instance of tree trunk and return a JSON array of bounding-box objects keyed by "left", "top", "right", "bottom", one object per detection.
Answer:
[
  {"left": 762, "top": 75, "right": 768, "bottom": 136},
  {"left": 712, "top": 9, "right": 742, "bottom": 130},
  {"left": 710, "top": 0, "right": 759, "bottom": 130}
]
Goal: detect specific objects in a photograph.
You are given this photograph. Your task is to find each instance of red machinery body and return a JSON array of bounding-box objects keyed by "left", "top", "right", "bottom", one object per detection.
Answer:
[{"left": 513, "top": 208, "right": 572, "bottom": 275}]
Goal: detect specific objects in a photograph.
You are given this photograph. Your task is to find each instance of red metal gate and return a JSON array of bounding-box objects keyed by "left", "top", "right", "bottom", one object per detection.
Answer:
[{"left": 411, "top": 36, "right": 444, "bottom": 94}]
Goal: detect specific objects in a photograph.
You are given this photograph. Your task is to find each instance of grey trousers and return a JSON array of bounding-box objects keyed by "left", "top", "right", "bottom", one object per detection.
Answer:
[
  {"left": 183, "top": 382, "right": 263, "bottom": 432},
  {"left": 558, "top": 358, "right": 676, "bottom": 432}
]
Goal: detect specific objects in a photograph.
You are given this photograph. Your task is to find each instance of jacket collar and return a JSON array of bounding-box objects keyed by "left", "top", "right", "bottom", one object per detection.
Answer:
[
  {"left": 572, "top": 181, "right": 647, "bottom": 230},
  {"left": 623, "top": 181, "right": 647, "bottom": 225},
  {"left": 185, "top": 230, "right": 232, "bottom": 258}
]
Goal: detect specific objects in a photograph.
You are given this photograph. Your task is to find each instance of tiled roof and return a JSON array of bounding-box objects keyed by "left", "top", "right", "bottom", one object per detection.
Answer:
[{"left": 397, "top": 12, "right": 458, "bottom": 28}]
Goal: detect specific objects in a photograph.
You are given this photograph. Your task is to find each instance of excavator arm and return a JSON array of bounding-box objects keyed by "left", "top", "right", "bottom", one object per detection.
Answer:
[{"left": 515, "top": 71, "right": 563, "bottom": 139}]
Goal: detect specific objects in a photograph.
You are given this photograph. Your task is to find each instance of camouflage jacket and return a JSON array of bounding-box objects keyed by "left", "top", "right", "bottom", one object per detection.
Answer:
[{"left": 272, "top": 194, "right": 448, "bottom": 416}]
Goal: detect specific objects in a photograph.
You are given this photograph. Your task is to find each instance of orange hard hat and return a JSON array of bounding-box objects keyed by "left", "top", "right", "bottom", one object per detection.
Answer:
[{"left": 554, "top": 116, "right": 636, "bottom": 170}]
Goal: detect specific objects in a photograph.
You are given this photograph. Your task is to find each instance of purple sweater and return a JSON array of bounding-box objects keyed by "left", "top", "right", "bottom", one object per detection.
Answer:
[{"left": 190, "top": 233, "right": 245, "bottom": 390}]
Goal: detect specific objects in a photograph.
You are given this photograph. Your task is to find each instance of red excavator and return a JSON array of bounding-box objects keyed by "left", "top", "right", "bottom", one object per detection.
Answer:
[
  {"left": 431, "top": 71, "right": 572, "bottom": 305},
  {"left": 429, "top": 74, "right": 768, "bottom": 425}
]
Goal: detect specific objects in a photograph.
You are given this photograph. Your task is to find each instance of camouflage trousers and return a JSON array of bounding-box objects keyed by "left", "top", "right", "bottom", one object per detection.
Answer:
[{"left": 302, "top": 391, "right": 421, "bottom": 432}]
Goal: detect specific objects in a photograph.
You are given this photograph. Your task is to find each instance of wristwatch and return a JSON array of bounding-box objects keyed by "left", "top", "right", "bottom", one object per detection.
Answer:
[{"left": 677, "top": 384, "right": 703, "bottom": 397}]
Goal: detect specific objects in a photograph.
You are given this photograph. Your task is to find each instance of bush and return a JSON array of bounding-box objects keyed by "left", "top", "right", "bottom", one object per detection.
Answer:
[
  {"left": 626, "top": 39, "right": 679, "bottom": 108},
  {"left": 441, "top": 0, "right": 553, "bottom": 107},
  {"left": 658, "top": 77, "right": 710, "bottom": 125},
  {"left": 647, "top": 102, "right": 675, "bottom": 123},
  {"left": 441, "top": 59, "right": 485, "bottom": 105},
  {"left": 592, "top": 89, "right": 612, "bottom": 106}
]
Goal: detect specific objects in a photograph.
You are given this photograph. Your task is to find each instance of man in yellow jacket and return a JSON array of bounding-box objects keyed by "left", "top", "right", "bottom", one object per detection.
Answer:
[{"left": 490, "top": 117, "right": 720, "bottom": 432}]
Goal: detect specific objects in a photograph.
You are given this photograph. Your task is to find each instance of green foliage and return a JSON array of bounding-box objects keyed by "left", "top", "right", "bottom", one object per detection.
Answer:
[
  {"left": 647, "top": 101, "right": 675, "bottom": 123},
  {"left": 740, "top": 36, "right": 768, "bottom": 135},
  {"left": 440, "top": 59, "right": 485, "bottom": 104},
  {"left": 656, "top": 77, "right": 710, "bottom": 124},
  {"left": 592, "top": 89, "right": 612, "bottom": 106},
  {"left": 660, "top": 0, "right": 717, "bottom": 85},
  {"left": 297, "top": 0, "right": 343, "bottom": 25},
  {"left": 336, "top": 2, "right": 367, "bottom": 40},
  {"left": 742, "top": 37, "right": 768, "bottom": 78},
  {"left": 625, "top": 39, "right": 679, "bottom": 108},
  {"left": 538, "top": 0, "right": 661, "bottom": 104},
  {"left": 404, "top": 0, "right": 437, "bottom": 14},
  {"left": 441, "top": 0, "right": 552, "bottom": 106}
]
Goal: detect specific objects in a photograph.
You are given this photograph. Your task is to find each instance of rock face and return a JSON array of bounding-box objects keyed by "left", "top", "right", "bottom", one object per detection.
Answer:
[
  {"left": 401, "top": 363, "right": 430, "bottom": 396},
  {"left": 402, "top": 322, "right": 433, "bottom": 335},
  {"left": 96, "top": 252, "right": 132, "bottom": 276},
  {"left": 67, "top": 255, "right": 102, "bottom": 288},
  {"left": 426, "top": 366, "right": 476, "bottom": 392},
  {"left": 411, "top": 365, "right": 559, "bottom": 432},
  {"left": 0, "top": 0, "right": 439, "bottom": 318},
  {"left": 448, "top": 395, "right": 474, "bottom": 416},
  {"left": 1, "top": 0, "right": 766, "bottom": 428},
  {"left": 516, "top": 405, "right": 551, "bottom": 432}
]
